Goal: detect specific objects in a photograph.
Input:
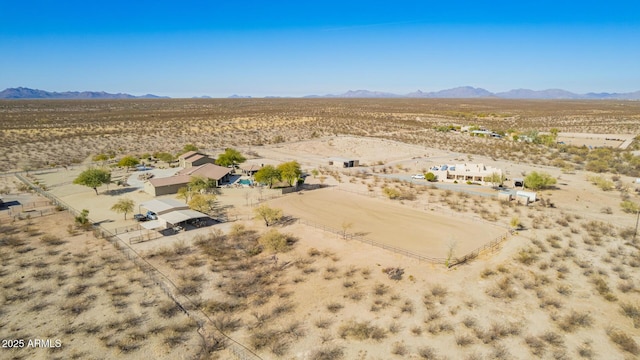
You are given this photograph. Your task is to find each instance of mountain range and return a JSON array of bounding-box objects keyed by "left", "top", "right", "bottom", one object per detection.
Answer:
[
  {"left": 0, "top": 87, "right": 167, "bottom": 99},
  {"left": 307, "top": 86, "right": 640, "bottom": 100},
  {"left": 1, "top": 86, "right": 639, "bottom": 100}
]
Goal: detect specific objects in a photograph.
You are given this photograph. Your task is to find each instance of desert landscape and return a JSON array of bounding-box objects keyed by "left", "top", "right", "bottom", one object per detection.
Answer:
[{"left": 2, "top": 99, "right": 640, "bottom": 360}]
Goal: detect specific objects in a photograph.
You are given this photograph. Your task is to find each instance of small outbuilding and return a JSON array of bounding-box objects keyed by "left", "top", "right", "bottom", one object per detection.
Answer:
[
  {"left": 328, "top": 157, "right": 359, "bottom": 168},
  {"left": 513, "top": 178, "right": 524, "bottom": 188},
  {"left": 498, "top": 191, "right": 513, "bottom": 202},
  {"left": 179, "top": 151, "right": 216, "bottom": 168}
]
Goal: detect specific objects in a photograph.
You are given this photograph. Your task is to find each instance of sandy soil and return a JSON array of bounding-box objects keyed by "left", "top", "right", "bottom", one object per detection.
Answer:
[
  {"left": 268, "top": 188, "right": 507, "bottom": 259},
  {"left": 0, "top": 212, "right": 201, "bottom": 360},
  {"left": 8, "top": 135, "right": 640, "bottom": 360}
]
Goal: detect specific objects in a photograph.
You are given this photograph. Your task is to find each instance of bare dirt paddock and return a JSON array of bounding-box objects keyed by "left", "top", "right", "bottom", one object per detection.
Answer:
[{"left": 268, "top": 188, "right": 507, "bottom": 260}]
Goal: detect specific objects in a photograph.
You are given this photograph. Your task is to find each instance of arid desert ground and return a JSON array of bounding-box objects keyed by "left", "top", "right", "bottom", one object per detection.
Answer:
[{"left": 2, "top": 99, "right": 640, "bottom": 360}]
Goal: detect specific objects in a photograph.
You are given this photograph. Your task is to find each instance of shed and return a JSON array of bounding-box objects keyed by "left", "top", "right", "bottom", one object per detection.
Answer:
[
  {"left": 515, "top": 194, "right": 530, "bottom": 205},
  {"left": 328, "top": 157, "right": 359, "bottom": 168},
  {"left": 516, "top": 190, "right": 537, "bottom": 203},
  {"left": 498, "top": 191, "right": 513, "bottom": 202}
]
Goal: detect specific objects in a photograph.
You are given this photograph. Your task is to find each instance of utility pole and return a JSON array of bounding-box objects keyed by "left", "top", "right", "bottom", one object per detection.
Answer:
[{"left": 635, "top": 208, "right": 640, "bottom": 241}]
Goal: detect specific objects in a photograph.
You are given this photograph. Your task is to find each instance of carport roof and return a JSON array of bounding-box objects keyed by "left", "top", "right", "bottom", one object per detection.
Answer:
[
  {"left": 160, "top": 209, "right": 208, "bottom": 225},
  {"left": 140, "top": 219, "right": 165, "bottom": 230},
  {"left": 140, "top": 199, "right": 189, "bottom": 214}
]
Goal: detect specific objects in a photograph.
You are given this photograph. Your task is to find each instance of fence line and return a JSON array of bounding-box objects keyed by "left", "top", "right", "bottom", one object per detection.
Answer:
[
  {"left": 295, "top": 217, "right": 510, "bottom": 267},
  {"left": 14, "top": 172, "right": 263, "bottom": 360}
]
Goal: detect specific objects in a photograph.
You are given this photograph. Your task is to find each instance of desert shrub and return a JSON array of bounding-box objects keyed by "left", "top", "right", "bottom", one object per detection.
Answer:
[
  {"left": 314, "top": 318, "right": 333, "bottom": 329},
  {"left": 309, "top": 346, "right": 344, "bottom": 360},
  {"left": 258, "top": 229, "right": 296, "bottom": 253},
  {"left": 338, "top": 320, "right": 386, "bottom": 341},
  {"left": 524, "top": 171, "right": 557, "bottom": 190},
  {"left": 620, "top": 200, "right": 640, "bottom": 214},
  {"left": 540, "top": 331, "right": 564, "bottom": 347},
  {"left": 608, "top": 328, "right": 640, "bottom": 355},
  {"left": 620, "top": 303, "right": 640, "bottom": 328},
  {"left": 587, "top": 175, "right": 614, "bottom": 191},
  {"left": 391, "top": 341, "right": 408, "bottom": 355},
  {"left": 249, "top": 328, "right": 280, "bottom": 350},
  {"left": 525, "top": 335, "right": 546, "bottom": 356},
  {"left": 40, "top": 235, "right": 65, "bottom": 246},
  {"left": 326, "top": 302, "right": 343, "bottom": 313},
  {"left": 516, "top": 247, "right": 539, "bottom": 265},
  {"left": 417, "top": 346, "right": 439, "bottom": 359},
  {"left": 456, "top": 334, "right": 475, "bottom": 347},
  {"left": 558, "top": 311, "right": 593, "bottom": 332},
  {"left": 254, "top": 204, "right": 283, "bottom": 226},
  {"left": 373, "top": 283, "right": 390, "bottom": 296},
  {"left": 592, "top": 276, "right": 617, "bottom": 301},
  {"left": 383, "top": 187, "right": 402, "bottom": 199},
  {"left": 214, "top": 315, "right": 242, "bottom": 333}
]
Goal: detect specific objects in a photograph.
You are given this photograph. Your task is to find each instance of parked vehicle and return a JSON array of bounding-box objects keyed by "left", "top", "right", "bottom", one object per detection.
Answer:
[
  {"left": 411, "top": 174, "right": 425, "bottom": 179},
  {"left": 133, "top": 214, "right": 148, "bottom": 222},
  {"left": 146, "top": 211, "right": 158, "bottom": 220}
]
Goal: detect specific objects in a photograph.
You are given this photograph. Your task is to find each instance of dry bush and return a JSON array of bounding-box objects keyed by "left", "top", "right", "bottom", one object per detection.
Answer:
[
  {"left": 607, "top": 328, "right": 640, "bottom": 355},
  {"left": 525, "top": 335, "right": 547, "bottom": 357},
  {"left": 391, "top": 341, "right": 408, "bottom": 355},
  {"left": 338, "top": 320, "right": 387, "bottom": 341},
  {"left": 326, "top": 302, "right": 344, "bottom": 314},
  {"left": 558, "top": 311, "right": 593, "bottom": 332},
  {"left": 309, "top": 346, "right": 344, "bottom": 360},
  {"left": 417, "top": 346, "right": 440, "bottom": 359},
  {"left": 620, "top": 303, "right": 640, "bottom": 328}
]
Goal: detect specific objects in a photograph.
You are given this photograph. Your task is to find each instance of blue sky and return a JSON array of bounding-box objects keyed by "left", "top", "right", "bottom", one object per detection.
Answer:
[{"left": 1, "top": 1, "right": 639, "bottom": 97}]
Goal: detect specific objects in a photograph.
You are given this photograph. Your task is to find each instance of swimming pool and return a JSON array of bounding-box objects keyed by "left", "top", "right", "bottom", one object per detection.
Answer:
[{"left": 238, "top": 179, "right": 253, "bottom": 185}]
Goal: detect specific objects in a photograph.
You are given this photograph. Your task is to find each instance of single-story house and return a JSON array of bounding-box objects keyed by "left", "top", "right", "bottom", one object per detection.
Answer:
[
  {"left": 179, "top": 151, "right": 216, "bottom": 168},
  {"left": 144, "top": 163, "right": 232, "bottom": 196},
  {"left": 430, "top": 163, "right": 503, "bottom": 185},
  {"left": 328, "top": 157, "right": 359, "bottom": 168},
  {"left": 177, "top": 163, "right": 232, "bottom": 185}
]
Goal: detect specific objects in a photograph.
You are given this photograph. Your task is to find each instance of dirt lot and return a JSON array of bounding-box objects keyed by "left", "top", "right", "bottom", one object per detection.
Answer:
[{"left": 268, "top": 188, "right": 507, "bottom": 259}]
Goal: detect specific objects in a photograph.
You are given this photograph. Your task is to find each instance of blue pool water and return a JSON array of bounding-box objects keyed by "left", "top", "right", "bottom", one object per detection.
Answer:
[{"left": 239, "top": 179, "right": 253, "bottom": 185}]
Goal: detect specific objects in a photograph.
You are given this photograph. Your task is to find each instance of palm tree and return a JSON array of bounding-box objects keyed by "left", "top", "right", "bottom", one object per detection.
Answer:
[{"left": 111, "top": 198, "right": 135, "bottom": 219}]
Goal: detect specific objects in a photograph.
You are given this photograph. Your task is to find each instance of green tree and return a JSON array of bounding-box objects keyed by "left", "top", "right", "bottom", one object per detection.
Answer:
[
  {"left": 110, "top": 198, "right": 135, "bottom": 219},
  {"left": 524, "top": 171, "right": 557, "bottom": 191},
  {"left": 254, "top": 165, "right": 281, "bottom": 188},
  {"left": 277, "top": 161, "right": 302, "bottom": 187},
  {"left": 92, "top": 153, "right": 109, "bottom": 163},
  {"left": 189, "top": 176, "right": 217, "bottom": 193},
  {"left": 75, "top": 209, "right": 91, "bottom": 230},
  {"left": 484, "top": 172, "right": 504, "bottom": 187},
  {"left": 215, "top": 148, "right": 246, "bottom": 168},
  {"left": 383, "top": 187, "right": 401, "bottom": 199},
  {"left": 621, "top": 200, "right": 640, "bottom": 214},
  {"left": 177, "top": 186, "right": 192, "bottom": 203},
  {"left": 254, "top": 204, "right": 283, "bottom": 227},
  {"left": 258, "top": 229, "right": 295, "bottom": 253},
  {"left": 188, "top": 194, "right": 217, "bottom": 214},
  {"left": 117, "top": 155, "right": 139, "bottom": 171},
  {"left": 176, "top": 144, "right": 199, "bottom": 157},
  {"left": 153, "top": 152, "right": 175, "bottom": 163},
  {"left": 73, "top": 168, "right": 111, "bottom": 195},
  {"left": 425, "top": 172, "right": 437, "bottom": 182}
]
